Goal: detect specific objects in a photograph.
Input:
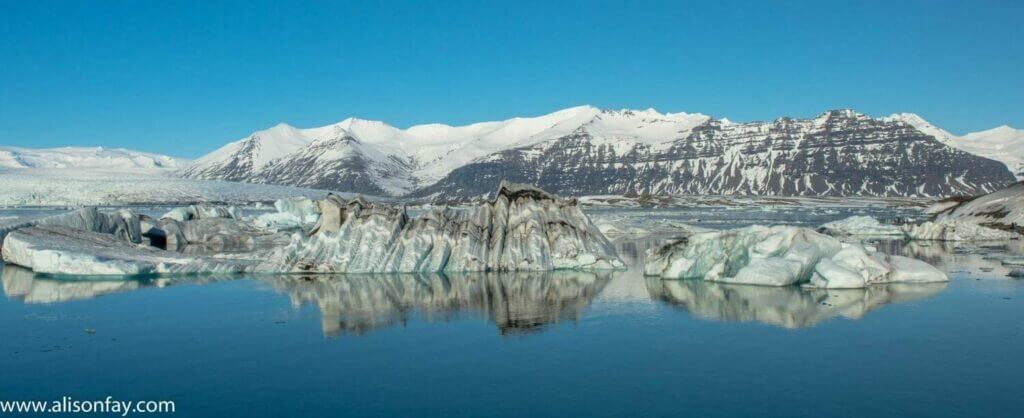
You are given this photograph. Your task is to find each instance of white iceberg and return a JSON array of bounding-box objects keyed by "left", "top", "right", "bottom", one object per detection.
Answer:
[
  {"left": 160, "top": 204, "right": 241, "bottom": 222},
  {"left": 644, "top": 225, "right": 947, "bottom": 288},
  {"left": 254, "top": 197, "right": 320, "bottom": 231},
  {"left": 1, "top": 225, "right": 257, "bottom": 276},
  {"left": 808, "top": 244, "right": 947, "bottom": 288},
  {"left": 817, "top": 216, "right": 903, "bottom": 236}
]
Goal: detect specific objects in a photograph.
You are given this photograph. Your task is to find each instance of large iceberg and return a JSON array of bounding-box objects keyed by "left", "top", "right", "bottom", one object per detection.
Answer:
[
  {"left": 644, "top": 225, "right": 947, "bottom": 288},
  {"left": 260, "top": 183, "right": 624, "bottom": 273}
]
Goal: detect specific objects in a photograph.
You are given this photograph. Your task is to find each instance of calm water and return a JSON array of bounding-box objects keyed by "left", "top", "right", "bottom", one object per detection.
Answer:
[{"left": 2, "top": 208, "right": 1023, "bottom": 417}]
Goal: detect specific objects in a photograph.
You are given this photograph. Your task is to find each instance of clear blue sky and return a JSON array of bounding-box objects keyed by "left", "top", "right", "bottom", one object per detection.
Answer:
[{"left": 1, "top": 0, "right": 1021, "bottom": 158}]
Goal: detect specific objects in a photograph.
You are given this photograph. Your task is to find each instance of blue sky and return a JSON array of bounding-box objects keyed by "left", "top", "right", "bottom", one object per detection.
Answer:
[{"left": 1, "top": 0, "right": 1021, "bottom": 158}]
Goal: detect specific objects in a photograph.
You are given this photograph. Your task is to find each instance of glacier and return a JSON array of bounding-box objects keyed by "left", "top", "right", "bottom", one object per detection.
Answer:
[{"left": 644, "top": 225, "right": 947, "bottom": 288}]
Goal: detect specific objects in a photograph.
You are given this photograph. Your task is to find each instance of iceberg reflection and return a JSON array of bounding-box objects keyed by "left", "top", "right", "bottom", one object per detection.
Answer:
[
  {"left": 2, "top": 264, "right": 147, "bottom": 303},
  {"left": 645, "top": 276, "right": 946, "bottom": 328},
  {"left": 266, "top": 271, "right": 612, "bottom": 337}
]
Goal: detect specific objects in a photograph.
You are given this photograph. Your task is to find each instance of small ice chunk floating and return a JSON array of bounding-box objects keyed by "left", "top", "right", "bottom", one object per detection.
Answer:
[
  {"left": 0, "top": 182, "right": 624, "bottom": 276},
  {"left": 644, "top": 225, "right": 947, "bottom": 289}
]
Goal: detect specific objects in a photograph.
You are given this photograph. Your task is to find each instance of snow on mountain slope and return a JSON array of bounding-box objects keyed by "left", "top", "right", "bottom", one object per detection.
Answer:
[
  {"left": 956, "top": 126, "right": 1024, "bottom": 179},
  {"left": 255, "top": 126, "right": 417, "bottom": 196},
  {"left": 178, "top": 123, "right": 312, "bottom": 181},
  {"left": 0, "top": 146, "right": 184, "bottom": 169},
  {"left": 887, "top": 114, "right": 1023, "bottom": 179}
]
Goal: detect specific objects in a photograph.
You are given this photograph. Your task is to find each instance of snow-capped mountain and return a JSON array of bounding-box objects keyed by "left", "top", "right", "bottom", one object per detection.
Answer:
[
  {"left": 415, "top": 109, "right": 1014, "bottom": 199},
  {"left": 887, "top": 114, "right": 1024, "bottom": 180},
  {"left": 0, "top": 146, "right": 184, "bottom": 170},
  {"left": 181, "top": 106, "right": 1018, "bottom": 198}
]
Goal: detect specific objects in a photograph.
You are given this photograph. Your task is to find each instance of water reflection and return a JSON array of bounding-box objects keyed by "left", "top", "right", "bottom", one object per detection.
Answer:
[
  {"left": 266, "top": 271, "right": 612, "bottom": 337},
  {"left": 645, "top": 277, "right": 946, "bottom": 328},
  {"left": 2, "top": 264, "right": 146, "bottom": 303},
  {"left": 871, "top": 238, "right": 1024, "bottom": 279}
]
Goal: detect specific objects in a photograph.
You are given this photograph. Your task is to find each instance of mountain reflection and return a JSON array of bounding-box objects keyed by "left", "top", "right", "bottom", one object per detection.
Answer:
[
  {"left": 266, "top": 271, "right": 612, "bottom": 337},
  {"left": 645, "top": 277, "right": 946, "bottom": 328}
]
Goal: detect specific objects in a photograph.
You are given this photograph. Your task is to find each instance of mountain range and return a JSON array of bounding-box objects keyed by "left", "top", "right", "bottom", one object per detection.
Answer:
[{"left": 177, "top": 106, "right": 1021, "bottom": 199}]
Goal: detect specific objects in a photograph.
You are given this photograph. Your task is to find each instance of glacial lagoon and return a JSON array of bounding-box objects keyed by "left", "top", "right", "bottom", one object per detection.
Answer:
[{"left": 2, "top": 206, "right": 1023, "bottom": 418}]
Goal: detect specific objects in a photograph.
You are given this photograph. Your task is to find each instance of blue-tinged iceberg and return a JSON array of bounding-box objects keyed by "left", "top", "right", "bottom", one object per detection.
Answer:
[{"left": 644, "top": 225, "right": 947, "bottom": 289}]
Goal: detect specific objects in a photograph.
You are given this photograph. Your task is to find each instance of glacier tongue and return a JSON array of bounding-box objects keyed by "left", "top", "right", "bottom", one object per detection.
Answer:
[
  {"left": 644, "top": 225, "right": 947, "bottom": 288},
  {"left": 261, "top": 182, "right": 624, "bottom": 273}
]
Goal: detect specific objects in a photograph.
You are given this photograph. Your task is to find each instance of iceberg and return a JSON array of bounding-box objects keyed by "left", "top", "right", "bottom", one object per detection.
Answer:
[
  {"left": 1, "top": 225, "right": 257, "bottom": 276},
  {"left": 254, "top": 197, "right": 320, "bottom": 232},
  {"left": 160, "top": 204, "right": 241, "bottom": 222},
  {"left": 902, "top": 220, "right": 1019, "bottom": 241},
  {"left": 644, "top": 225, "right": 947, "bottom": 288},
  {"left": 261, "top": 183, "right": 624, "bottom": 273},
  {"left": 817, "top": 216, "right": 903, "bottom": 236},
  {"left": 0, "top": 207, "right": 143, "bottom": 251},
  {"left": 808, "top": 244, "right": 947, "bottom": 288}
]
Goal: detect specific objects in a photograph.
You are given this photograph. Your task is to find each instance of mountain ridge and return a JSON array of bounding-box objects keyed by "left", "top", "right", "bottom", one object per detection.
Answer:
[{"left": 177, "top": 106, "right": 1019, "bottom": 198}]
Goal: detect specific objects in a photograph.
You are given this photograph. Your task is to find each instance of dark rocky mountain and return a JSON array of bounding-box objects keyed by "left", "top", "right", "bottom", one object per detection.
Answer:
[{"left": 411, "top": 110, "right": 1015, "bottom": 199}]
